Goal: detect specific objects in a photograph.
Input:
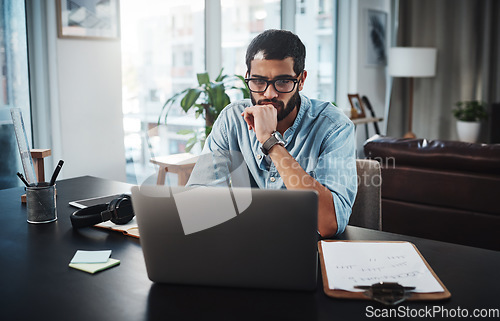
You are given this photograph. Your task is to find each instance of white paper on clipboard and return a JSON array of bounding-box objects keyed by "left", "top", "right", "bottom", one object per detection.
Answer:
[{"left": 320, "top": 241, "right": 444, "bottom": 293}]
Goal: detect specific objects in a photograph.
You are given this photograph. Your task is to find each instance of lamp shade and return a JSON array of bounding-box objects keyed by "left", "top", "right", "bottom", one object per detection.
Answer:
[{"left": 388, "top": 47, "right": 437, "bottom": 77}]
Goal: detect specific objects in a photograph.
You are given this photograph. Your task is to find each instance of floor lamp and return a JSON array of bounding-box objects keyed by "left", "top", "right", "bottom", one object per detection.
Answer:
[{"left": 388, "top": 47, "right": 437, "bottom": 138}]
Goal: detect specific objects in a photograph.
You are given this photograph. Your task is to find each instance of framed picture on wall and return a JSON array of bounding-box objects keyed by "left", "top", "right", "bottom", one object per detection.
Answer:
[
  {"left": 56, "top": 0, "right": 120, "bottom": 40},
  {"left": 365, "top": 9, "right": 387, "bottom": 66},
  {"left": 348, "top": 94, "right": 366, "bottom": 119}
]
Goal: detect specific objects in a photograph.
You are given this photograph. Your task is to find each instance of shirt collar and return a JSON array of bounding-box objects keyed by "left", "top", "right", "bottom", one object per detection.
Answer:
[{"left": 283, "top": 93, "right": 310, "bottom": 141}]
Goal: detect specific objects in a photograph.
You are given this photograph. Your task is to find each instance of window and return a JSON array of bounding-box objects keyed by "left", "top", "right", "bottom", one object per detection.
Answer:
[
  {"left": 0, "top": 0, "right": 31, "bottom": 189},
  {"left": 295, "top": 0, "right": 336, "bottom": 102},
  {"left": 121, "top": 0, "right": 205, "bottom": 183},
  {"left": 120, "top": 0, "right": 338, "bottom": 184},
  {"left": 221, "top": 0, "right": 281, "bottom": 78}
]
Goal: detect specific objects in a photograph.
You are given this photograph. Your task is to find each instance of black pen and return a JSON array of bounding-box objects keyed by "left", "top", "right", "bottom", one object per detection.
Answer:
[
  {"left": 16, "top": 172, "right": 30, "bottom": 187},
  {"left": 49, "top": 160, "right": 64, "bottom": 186}
]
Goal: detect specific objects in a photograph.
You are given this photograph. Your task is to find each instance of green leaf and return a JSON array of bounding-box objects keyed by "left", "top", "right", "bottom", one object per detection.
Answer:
[
  {"left": 158, "top": 102, "right": 173, "bottom": 125},
  {"left": 204, "top": 84, "right": 215, "bottom": 108},
  {"left": 177, "top": 129, "right": 195, "bottom": 135},
  {"left": 187, "top": 136, "right": 197, "bottom": 144},
  {"left": 185, "top": 144, "right": 194, "bottom": 153},
  {"left": 209, "top": 83, "right": 231, "bottom": 113},
  {"left": 159, "top": 70, "right": 249, "bottom": 142},
  {"left": 453, "top": 100, "right": 487, "bottom": 121},
  {"left": 180, "top": 89, "right": 202, "bottom": 112},
  {"left": 242, "top": 88, "right": 250, "bottom": 99},
  {"left": 234, "top": 75, "right": 250, "bottom": 98},
  {"left": 197, "top": 72, "right": 210, "bottom": 86},
  {"left": 205, "top": 125, "right": 213, "bottom": 137},
  {"left": 185, "top": 136, "right": 198, "bottom": 152},
  {"left": 158, "top": 88, "right": 190, "bottom": 124},
  {"left": 215, "top": 68, "right": 225, "bottom": 82},
  {"left": 229, "top": 85, "right": 250, "bottom": 99}
]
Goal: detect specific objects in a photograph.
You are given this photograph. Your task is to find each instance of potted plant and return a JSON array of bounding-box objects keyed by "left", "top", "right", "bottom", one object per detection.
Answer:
[
  {"left": 158, "top": 69, "right": 249, "bottom": 152},
  {"left": 452, "top": 100, "right": 487, "bottom": 143}
]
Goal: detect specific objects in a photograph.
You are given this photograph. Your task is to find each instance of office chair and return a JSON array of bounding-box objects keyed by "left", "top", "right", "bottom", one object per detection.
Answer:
[{"left": 349, "top": 159, "right": 382, "bottom": 230}]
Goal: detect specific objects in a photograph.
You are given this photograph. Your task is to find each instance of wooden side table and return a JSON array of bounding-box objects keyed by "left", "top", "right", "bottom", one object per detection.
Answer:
[
  {"left": 351, "top": 117, "right": 383, "bottom": 126},
  {"left": 150, "top": 153, "right": 199, "bottom": 186},
  {"left": 351, "top": 117, "right": 384, "bottom": 140}
]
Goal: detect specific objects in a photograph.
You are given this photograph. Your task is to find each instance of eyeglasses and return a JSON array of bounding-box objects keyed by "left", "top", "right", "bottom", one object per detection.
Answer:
[{"left": 244, "top": 77, "right": 300, "bottom": 93}]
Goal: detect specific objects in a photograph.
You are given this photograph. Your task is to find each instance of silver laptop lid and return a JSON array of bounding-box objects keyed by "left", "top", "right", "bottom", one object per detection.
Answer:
[{"left": 131, "top": 185, "right": 318, "bottom": 291}]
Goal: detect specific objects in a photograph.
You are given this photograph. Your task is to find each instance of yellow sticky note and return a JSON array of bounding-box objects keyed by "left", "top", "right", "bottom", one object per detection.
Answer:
[{"left": 69, "top": 258, "right": 120, "bottom": 274}]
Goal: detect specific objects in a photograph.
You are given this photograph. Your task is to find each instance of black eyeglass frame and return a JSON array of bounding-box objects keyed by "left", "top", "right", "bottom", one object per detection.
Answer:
[{"left": 244, "top": 77, "right": 300, "bottom": 93}]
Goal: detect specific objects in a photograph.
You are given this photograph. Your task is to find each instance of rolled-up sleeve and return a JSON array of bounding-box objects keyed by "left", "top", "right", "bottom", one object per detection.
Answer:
[{"left": 313, "top": 121, "right": 357, "bottom": 235}]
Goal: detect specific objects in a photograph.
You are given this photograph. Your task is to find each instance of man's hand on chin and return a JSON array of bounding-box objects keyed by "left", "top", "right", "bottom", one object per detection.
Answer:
[{"left": 241, "top": 104, "right": 278, "bottom": 144}]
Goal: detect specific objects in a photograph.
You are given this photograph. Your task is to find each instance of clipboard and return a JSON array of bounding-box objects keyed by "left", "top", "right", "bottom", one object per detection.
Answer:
[{"left": 318, "top": 240, "right": 451, "bottom": 301}]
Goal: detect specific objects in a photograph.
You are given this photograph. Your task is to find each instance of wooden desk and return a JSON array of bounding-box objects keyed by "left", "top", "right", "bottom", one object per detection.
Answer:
[{"left": 1, "top": 176, "right": 499, "bottom": 321}]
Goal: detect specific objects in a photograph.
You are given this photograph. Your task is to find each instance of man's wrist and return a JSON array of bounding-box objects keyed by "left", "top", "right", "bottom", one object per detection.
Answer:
[
  {"left": 266, "top": 142, "right": 284, "bottom": 154},
  {"left": 259, "top": 133, "right": 273, "bottom": 145},
  {"left": 260, "top": 131, "right": 286, "bottom": 155}
]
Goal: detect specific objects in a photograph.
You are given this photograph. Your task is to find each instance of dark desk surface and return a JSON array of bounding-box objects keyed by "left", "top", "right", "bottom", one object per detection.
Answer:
[{"left": 1, "top": 176, "right": 499, "bottom": 320}]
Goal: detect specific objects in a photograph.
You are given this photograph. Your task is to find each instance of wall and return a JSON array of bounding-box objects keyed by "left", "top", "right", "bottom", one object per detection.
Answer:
[
  {"left": 356, "top": 0, "right": 391, "bottom": 126},
  {"left": 29, "top": 0, "right": 126, "bottom": 182},
  {"left": 338, "top": 0, "right": 391, "bottom": 156},
  {"left": 56, "top": 39, "right": 126, "bottom": 181}
]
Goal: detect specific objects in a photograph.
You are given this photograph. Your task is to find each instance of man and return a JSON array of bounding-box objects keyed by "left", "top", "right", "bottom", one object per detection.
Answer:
[{"left": 188, "top": 29, "right": 357, "bottom": 237}]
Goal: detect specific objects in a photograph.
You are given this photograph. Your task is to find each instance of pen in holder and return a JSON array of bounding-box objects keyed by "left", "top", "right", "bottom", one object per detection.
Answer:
[{"left": 20, "top": 158, "right": 63, "bottom": 224}]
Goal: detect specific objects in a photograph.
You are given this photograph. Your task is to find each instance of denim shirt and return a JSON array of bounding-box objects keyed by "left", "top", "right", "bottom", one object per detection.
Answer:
[{"left": 187, "top": 93, "right": 358, "bottom": 235}]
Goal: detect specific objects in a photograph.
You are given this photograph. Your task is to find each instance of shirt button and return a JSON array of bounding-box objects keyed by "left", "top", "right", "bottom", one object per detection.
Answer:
[
  {"left": 270, "top": 177, "right": 276, "bottom": 182},
  {"left": 257, "top": 155, "right": 262, "bottom": 160}
]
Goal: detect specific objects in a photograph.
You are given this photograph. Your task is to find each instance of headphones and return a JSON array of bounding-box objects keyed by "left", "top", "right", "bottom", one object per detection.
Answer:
[{"left": 70, "top": 194, "right": 135, "bottom": 228}]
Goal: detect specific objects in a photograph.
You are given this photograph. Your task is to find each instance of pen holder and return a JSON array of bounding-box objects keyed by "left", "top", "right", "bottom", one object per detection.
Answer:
[{"left": 26, "top": 183, "right": 57, "bottom": 224}]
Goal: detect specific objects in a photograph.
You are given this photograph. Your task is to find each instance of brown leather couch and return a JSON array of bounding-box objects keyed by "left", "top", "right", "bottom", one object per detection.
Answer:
[{"left": 364, "top": 136, "right": 500, "bottom": 251}]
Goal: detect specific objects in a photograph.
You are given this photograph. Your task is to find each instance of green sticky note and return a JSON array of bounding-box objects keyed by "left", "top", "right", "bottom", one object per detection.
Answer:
[
  {"left": 71, "top": 250, "right": 112, "bottom": 264},
  {"left": 69, "top": 258, "right": 120, "bottom": 274}
]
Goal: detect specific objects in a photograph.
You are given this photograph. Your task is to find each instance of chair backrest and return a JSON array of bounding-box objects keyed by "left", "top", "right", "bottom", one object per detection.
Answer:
[{"left": 349, "top": 159, "right": 382, "bottom": 230}]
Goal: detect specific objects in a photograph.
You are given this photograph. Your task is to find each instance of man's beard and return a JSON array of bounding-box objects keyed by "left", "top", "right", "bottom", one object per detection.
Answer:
[{"left": 251, "top": 89, "right": 301, "bottom": 121}]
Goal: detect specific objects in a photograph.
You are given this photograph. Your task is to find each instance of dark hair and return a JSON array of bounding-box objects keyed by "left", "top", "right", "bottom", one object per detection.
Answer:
[{"left": 245, "top": 29, "right": 306, "bottom": 76}]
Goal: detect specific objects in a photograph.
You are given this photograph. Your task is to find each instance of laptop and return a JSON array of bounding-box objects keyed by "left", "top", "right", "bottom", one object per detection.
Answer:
[{"left": 131, "top": 185, "right": 318, "bottom": 291}]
